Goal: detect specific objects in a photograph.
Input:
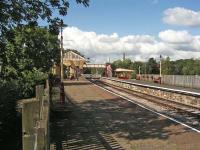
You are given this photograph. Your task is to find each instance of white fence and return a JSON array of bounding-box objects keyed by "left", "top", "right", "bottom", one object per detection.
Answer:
[
  {"left": 137, "top": 74, "right": 200, "bottom": 89},
  {"left": 162, "top": 75, "right": 200, "bottom": 89}
]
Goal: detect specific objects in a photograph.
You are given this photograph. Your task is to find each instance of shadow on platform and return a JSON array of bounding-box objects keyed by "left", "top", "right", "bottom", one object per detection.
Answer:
[{"left": 50, "top": 94, "right": 190, "bottom": 150}]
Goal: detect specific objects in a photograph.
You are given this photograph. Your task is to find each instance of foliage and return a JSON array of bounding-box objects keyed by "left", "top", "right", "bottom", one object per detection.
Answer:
[
  {"left": 0, "top": 0, "right": 89, "bottom": 36},
  {"left": 161, "top": 57, "right": 173, "bottom": 75},
  {"left": 172, "top": 58, "right": 200, "bottom": 75},
  {"left": 18, "top": 69, "right": 48, "bottom": 98},
  {"left": 111, "top": 57, "right": 200, "bottom": 76},
  {"left": 146, "top": 58, "right": 159, "bottom": 74},
  {"left": 112, "top": 59, "right": 133, "bottom": 70},
  {"left": 0, "top": 1, "right": 90, "bottom": 149},
  {"left": 1, "top": 26, "right": 56, "bottom": 98},
  {"left": 2, "top": 26, "right": 60, "bottom": 75},
  {"left": 0, "top": 81, "right": 22, "bottom": 149},
  {"left": 131, "top": 61, "right": 144, "bottom": 74},
  {"left": 131, "top": 72, "right": 137, "bottom": 79}
]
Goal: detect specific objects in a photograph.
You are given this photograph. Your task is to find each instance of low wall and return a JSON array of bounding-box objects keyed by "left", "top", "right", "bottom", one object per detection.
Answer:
[
  {"left": 101, "top": 78, "right": 200, "bottom": 109},
  {"left": 18, "top": 80, "right": 50, "bottom": 150}
]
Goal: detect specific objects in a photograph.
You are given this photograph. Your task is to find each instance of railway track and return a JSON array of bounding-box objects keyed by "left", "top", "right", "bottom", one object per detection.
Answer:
[{"left": 90, "top": 79, "right": 200, "bottom": 129}]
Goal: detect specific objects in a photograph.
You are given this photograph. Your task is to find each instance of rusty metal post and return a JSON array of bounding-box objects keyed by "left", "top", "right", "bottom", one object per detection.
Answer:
[{"left": 60, "top": 82, "right": 65, "bottom": 104}]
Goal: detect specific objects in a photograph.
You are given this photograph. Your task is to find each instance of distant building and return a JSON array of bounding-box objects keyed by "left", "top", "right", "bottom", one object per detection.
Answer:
[{"left": 115, "top": 68, "right": 134, "bottom": 79}]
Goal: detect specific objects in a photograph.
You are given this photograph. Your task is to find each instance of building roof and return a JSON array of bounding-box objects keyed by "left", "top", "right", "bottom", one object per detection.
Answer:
[
  {"left": 64, "top": 50, "right": 86, "bottom": 60},
  {"left": 83, "top": 64, "right": 106, "bottom": 68},
  {"left": 115, "top": 68, "right": 134, "bottom": 72}
]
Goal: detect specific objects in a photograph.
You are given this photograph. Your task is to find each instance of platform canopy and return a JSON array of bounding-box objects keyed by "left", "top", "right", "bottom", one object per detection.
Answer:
[
  {"left": 83, "top": 64, "right": 106, "bottom": 68},
  {"left": 115, "top": 68, "right": 134, "bottom": 72}
]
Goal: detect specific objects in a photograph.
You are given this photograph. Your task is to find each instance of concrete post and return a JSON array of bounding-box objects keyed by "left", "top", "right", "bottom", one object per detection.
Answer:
[{"left": 22, "top": 100, "right": 39, "bottom": 150}]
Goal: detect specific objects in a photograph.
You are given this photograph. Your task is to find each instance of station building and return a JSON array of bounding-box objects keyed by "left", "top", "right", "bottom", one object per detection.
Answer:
[{"left": 51, "top": 50, "right": 87, "bottom": 79}]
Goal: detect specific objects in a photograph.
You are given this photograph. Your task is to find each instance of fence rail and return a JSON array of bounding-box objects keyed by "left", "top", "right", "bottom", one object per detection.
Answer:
[
  {"left": 137, "top": 74, "right": 200, "bottom": 89},
  {"left": 18, "top": 80, "right": 50, "bottom": 150}
]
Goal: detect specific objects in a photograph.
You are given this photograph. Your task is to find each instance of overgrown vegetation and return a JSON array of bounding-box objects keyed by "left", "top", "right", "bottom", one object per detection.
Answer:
[{"left": 0, "top": 0, "right": 89, "bottom": 149}]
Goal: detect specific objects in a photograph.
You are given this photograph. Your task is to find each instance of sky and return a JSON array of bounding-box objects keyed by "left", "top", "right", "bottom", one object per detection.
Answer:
[{"left": 57, "top": 0, "right": 200, "bottom": 63}]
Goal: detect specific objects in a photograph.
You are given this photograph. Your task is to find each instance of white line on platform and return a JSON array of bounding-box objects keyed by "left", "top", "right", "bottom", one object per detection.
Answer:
[
  {"left": 103, "top": 77, "right": 200, "bottom": 97},
  {"left": 91, "top": 81, "right": 200, "bottom": 133}
]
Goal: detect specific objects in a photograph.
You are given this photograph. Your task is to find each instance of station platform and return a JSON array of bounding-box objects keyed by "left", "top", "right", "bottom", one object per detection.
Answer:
[
  {"left": 125, "top": 78, "right": 200, "bottom": 93},
  {"left": 50, "top": 78, "right": 200, "bottom": 150}
]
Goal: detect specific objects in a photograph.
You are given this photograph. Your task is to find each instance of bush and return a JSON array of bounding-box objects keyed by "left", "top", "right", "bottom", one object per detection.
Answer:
[
  {"left": 17, "top": 69, "right": 47, "bottom": 98},
  {"left": 0, "top": 81, "right": 22, "bottom": 149},
  {"left": 0, "top": 69, "right": 48, "bottom": 149},
  {"left": 131, "top": 72, "right": 137, "bottom": 79}
]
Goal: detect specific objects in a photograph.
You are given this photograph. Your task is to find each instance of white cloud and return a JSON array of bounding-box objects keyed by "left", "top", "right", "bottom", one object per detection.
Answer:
[
  {"left": 62, "top": 27, "right": 200, "bottom": 63},
  {"left": 163, "top": 7, "right": 200, "bottom": 27},
  {"left": 159, "top": 30, "right": 192, "bottom": 43},
  {"left": 191, "top": 36, "right": 200, "bottom": 50}
]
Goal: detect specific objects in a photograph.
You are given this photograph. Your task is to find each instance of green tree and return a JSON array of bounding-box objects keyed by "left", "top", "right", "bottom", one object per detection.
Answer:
[
  {"left": 146, "top": 58, "right": 159, "bottom": 74},
  {"left": 0, "top": 0, "right": 90, "bottom": 71},
  {"left": 162, "top": 56, "right": 173, "bottom": 75},
  {"left": 131, "top": 61, "right": 144, "bottom": 74},
  {"left": 2, "top": 26, "right": 59, "bottom": 81},
  {"left": 112, "top": 59, "right": 133, "bottom": 70},
  {"left": 0, "top": 1, "right": 90, "bottom": 149},
  {"left": 0, "top": 0, "right": 89, "bottom": 36}
]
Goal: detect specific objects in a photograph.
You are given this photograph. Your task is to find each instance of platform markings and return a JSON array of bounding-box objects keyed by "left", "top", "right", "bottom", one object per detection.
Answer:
[{"left": 91, "top": 81, "right": 200, "bottom": 133}]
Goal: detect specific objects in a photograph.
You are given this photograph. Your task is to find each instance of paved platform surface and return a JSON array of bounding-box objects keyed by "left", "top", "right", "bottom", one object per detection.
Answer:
[
  {"left": 50, "top": 78, "right": 200, "bottom": 150},
  {"left": 124, "top": 78, "right": 200, "bottom": 93}
]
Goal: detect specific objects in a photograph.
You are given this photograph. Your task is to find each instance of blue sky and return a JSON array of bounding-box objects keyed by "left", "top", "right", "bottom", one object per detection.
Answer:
[
  {"left": 61, "top": 0, "right": 200, "bottom": 36},
  {"left": 50, "top": 0, "right": 200, "bottom": 63}
]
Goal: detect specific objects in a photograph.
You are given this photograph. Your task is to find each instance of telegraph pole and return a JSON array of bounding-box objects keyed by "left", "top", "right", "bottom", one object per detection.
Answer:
[
  {"left": 159, "top": 55, "right": 162, "bottom": 84},
  {"left": 160, "top": 55, "right": 162, "bottom": 77},
  {"left": 139, "top": 66, "right": 141, "bottom": 76}
]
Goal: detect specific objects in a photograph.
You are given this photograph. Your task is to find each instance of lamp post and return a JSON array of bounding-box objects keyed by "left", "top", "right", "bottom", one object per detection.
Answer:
[
  {"left": 60, "top": 19, "right": 67, "bottom": 82},
  {"left": 59, "top": 19, "right": 67, "bottom": 104}
]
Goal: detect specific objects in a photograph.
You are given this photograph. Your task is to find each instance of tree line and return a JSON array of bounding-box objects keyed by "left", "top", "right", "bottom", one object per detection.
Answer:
[{"left": 111, "top": 57, "right": 200, "bottom": 76}]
